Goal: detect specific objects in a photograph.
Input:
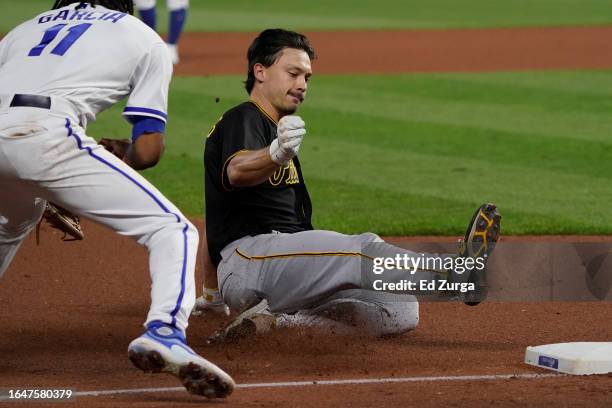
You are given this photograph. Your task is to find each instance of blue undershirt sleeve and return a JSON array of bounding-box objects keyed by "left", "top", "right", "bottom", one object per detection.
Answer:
[{"left": 129, "top": 116, "right": 166, "bottom": 142}]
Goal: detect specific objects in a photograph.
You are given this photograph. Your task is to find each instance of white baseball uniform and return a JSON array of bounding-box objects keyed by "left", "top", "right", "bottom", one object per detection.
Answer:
[{"left": 0, "top": 2, "right": 198, "bottom": 333}]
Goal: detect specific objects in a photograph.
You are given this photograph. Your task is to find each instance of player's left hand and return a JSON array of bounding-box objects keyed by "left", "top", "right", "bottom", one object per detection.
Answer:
[{"left": 99, "top": 138, "right": 130, "bottom": 160}]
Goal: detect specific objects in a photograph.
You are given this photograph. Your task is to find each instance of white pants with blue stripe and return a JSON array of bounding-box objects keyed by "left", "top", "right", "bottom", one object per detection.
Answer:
[{"left": 0, "top": 106, "right": 198, "bottom": 333}]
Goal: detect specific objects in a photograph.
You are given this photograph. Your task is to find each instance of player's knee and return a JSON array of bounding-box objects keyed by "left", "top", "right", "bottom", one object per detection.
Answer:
[
  {"left": 360, "top": 232, "right": 384, "bottom": 244},
  {"left": 376, "top": 301, "right": 419, "bottom": 336},
  {"left": 155, "top": 218, "right": 199, "bottom": 246},
  {"left": 184, "top": 220, "right": 199, "bottom": 244},
  {"left": 396, "top": 303, "right": 419, "bottom": 332}
]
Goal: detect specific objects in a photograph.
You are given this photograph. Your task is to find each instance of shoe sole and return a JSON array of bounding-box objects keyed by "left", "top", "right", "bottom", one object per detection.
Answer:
[
  {"left": 128, "top": 341, "right": 234, "bottom": 399},
  {"left": 223, "top": 318, "right": 258, "bottom": 342},
  {"left": 207, "top": 299, "right": 272, "bottom": 344},
  {"left": 208, "top": 314, "right": 276, "bottom": 344},
  {"left": 463, "top": 203, "right": 501, "bottom": 259},
  {"left": 461, "top": 203, "right": 502, "bottom": 306}
]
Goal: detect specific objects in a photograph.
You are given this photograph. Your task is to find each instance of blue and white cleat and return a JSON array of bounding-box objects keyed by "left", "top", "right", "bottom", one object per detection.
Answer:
[{"left": 128, "top": 322, "right": 235, "bottom": 399}]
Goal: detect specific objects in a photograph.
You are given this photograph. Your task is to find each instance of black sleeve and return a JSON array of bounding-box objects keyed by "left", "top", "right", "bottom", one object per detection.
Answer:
[{"left": 213, "top": 109, "right": 269, "bottom": 191}]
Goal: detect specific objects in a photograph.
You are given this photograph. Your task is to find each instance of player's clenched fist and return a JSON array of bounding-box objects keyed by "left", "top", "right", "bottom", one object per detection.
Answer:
[{"left": 269, "top": 115, "right": 306, "bottom": 165}]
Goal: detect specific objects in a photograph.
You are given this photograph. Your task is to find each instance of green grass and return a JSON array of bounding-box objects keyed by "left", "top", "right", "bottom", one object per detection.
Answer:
[
  {"left": 3, "top": 0, "right": 612, "bottom": 33},
  {"left": 86, "top": 70, "right": 612, "bottom": 235}
]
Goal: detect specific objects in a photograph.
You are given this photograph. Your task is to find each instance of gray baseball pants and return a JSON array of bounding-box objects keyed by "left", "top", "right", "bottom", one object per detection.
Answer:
[{"left": 218, "top": 230, "right": 448, "bottom": 336}]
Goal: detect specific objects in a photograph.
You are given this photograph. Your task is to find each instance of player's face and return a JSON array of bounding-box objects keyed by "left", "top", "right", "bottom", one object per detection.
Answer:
[{"left": 263, "top": 48, "right": 312, "bottom": 116}]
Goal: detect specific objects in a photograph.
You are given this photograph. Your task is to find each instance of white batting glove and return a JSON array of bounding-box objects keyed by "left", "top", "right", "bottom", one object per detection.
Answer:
[{"left": 269, "top": 115, "right": 306, "bottom": 165}]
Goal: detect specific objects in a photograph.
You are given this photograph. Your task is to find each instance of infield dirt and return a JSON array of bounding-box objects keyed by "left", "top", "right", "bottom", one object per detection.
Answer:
[{"left": 175, "top": 26, "right": 612, "bottom": 75}]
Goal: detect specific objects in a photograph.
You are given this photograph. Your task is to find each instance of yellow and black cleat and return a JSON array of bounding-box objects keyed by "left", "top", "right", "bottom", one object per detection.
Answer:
[
  {"left": 457, "top": 203, "right": 502, "bottom": 306},
  {"left": 460, "top": 203, "right": 501, "bottom": 259}
]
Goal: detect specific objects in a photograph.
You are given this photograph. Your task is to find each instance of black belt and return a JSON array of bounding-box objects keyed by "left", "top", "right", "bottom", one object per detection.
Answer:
[{"left": 10, "top": 94, "right": 51, "bottom": 109}]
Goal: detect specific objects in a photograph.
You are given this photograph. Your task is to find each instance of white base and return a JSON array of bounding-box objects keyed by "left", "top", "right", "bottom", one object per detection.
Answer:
[{"left": 525, "top": 342, "right": 612, "bottom": 375}]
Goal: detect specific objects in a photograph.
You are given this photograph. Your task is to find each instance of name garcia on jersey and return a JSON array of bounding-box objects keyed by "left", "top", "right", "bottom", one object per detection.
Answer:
[{"left": 38, "top": 9, "right": 126, "bottom": 24}]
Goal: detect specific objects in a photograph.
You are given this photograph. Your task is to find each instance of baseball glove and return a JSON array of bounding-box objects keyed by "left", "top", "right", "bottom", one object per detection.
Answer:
[
  {"left": 37, "top": 202, "right": 84, "bottom": 243},
  {"left": 99, "top": 138, "right": 130, "bottom": 160}
]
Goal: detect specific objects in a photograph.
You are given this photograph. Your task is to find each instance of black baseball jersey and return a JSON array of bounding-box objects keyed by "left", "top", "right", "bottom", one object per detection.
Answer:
[{"left": 204, "top": 101, "right": 313, "bottom": 266}]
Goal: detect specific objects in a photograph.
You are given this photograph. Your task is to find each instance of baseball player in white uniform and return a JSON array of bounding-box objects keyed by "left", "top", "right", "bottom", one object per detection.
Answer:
[
  {"left": 133, "top": 0, "right": 188, "bottom": 64},
  {"left": 0, "top": 1, "right": 233, "bottom": 398}
]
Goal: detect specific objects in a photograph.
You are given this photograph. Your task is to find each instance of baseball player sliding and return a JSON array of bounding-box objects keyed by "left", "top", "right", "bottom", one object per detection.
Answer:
[
  {"left": 0, "top": 1, "right": 233, "bottom": 399},
  {"left": 200, "top": 29, "right": 501, "bottom": 342}
]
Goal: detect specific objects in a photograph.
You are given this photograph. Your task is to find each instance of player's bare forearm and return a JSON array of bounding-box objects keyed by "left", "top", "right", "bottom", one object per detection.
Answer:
[
  {"left": 125, "top": 132, "right": 166, "bottom": 170},
  {"left": 203, "top": 264, "right": 219, "bottom": 288},
  {"left": 227, "top": 147, "right": 280, "bottom": 187},
  {"left": 202, "top": 220, "right": 219, "bottom": 288}
]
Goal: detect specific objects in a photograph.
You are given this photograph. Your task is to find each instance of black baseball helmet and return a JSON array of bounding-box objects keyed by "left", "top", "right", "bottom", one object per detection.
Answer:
[{"left": 52, "top": 1, "right": 134, "bottom": 14}]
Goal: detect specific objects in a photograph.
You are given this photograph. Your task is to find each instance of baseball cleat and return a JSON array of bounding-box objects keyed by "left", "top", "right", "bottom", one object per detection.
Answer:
[
  {"left": 128, "top": 322, "right": 235, "bottom": 398},
  {"left": 460, "top": 203, "right": 501, "bottom": 259},
  {"left": 207, "top": 299, "right": 275, "bottom": 344},
  {"left": 456, "top": 203, "right": 501, "bottom": 306}
]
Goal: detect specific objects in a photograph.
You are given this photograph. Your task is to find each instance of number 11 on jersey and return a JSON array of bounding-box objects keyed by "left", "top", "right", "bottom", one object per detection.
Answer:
[{"left": 29, "top": 23, "right": 92, "bottom": 57}]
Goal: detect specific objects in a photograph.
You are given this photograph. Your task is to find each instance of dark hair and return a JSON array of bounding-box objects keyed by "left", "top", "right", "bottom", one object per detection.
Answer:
[
  {"left": 52, "top": 1, "right": 134, "bottom": 14},
  {"left": 245, "top": 29, "right": 315, "bottom": 94}
]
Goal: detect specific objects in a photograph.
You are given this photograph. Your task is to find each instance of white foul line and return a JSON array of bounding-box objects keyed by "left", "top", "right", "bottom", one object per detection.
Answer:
[{"left": 72, "top": 373, "right": 561, "bottom": 398}]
